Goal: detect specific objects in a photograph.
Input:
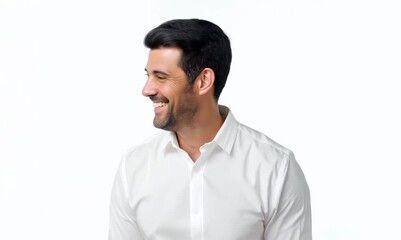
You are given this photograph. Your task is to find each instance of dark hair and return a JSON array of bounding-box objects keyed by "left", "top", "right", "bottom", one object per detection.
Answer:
[{"left": 144, "top": 19, "right": 232, "bottom": 100}]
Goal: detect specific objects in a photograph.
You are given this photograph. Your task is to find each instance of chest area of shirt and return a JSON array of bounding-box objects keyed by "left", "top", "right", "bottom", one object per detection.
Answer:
[{"left": 129, "top": 161, "right": 266, "bottom": 239}]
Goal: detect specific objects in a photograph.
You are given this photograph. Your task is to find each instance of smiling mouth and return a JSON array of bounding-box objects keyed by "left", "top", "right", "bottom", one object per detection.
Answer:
[{"left": 153, "top": 102, "right": 167, "bottom": 108}]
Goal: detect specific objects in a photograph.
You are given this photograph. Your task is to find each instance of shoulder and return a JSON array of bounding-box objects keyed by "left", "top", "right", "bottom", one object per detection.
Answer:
[
  {"left": 125, "top": 131, "right": 168, "bottom": 158},
  {"left": 232, "top": 122, "right": 297, "bottom": 177},
  {"left": 236, "top": 122, "right": 292, "bottom": 158},
  {"left": 235, "top": 122, "right": 309, "bottom": 201},
  {"left": 121, "top": 131, "right": 169, "bottom": 173}
]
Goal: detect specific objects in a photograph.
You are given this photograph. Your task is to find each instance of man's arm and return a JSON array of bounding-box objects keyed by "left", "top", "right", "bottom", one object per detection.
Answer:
[
  {"left": 264, "top": 152, "right": 312, "bottom": 240},
  {"left": 109, "top": 159, "right": 143, "bottom": 240}
]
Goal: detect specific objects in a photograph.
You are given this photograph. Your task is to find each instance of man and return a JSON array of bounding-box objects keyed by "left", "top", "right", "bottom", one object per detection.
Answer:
[{"left": 109, "top": 19, "right": 311, "bottom": 240}]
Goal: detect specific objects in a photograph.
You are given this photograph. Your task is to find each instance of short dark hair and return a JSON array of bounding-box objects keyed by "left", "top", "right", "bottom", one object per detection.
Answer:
[{"left": 144, "top": 19, "right": 232, "bottom": 100}]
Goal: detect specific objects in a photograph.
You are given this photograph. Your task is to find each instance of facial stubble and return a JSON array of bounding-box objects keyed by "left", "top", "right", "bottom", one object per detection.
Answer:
[{"left": 153, "top": 85, "right": 198, "bottom": 132}]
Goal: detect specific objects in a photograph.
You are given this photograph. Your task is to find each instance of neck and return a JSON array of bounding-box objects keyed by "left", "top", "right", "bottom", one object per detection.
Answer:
[{"left": 175, "top": 104, "right": 223, "bottom": 162}]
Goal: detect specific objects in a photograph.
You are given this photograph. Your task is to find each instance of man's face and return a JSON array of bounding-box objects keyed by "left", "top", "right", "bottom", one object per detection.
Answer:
[{"left": 143, "top": 47, "right": 198, "bottom": 131}]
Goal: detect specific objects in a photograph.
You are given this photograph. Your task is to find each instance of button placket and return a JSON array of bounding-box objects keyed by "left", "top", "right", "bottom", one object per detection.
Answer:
[{"left": 190, "top": 163, "right": 204, "bottom": 240}]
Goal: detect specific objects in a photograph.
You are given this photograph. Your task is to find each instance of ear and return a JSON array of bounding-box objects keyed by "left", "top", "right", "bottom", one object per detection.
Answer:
[{"left": 196, "top": 68, "right": 215, "bottom": 96}]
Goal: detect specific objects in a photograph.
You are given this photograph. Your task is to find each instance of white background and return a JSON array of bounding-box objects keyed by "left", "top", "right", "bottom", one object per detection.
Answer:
[{"left": 1, "top": 0, "right": 400, "bottom": 239}]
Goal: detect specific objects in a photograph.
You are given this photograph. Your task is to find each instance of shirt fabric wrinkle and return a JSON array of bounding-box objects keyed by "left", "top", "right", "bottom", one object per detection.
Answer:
[{"left": 109, "top": 105, "right": 312, "bottom": 240}]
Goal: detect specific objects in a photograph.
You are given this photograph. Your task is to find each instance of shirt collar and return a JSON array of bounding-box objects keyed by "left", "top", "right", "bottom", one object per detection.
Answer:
[
  {"left": 213, "top": 105, "right": 238, "bottom": 154},
  {"left": 164, "top": 105, "right": 239, "bottom": 154}
]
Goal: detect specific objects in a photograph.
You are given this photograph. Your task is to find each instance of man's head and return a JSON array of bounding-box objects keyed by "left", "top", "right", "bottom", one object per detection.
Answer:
[
  {"left": 144, "top": 19, "right": 232, "bottom": 100},
  {"left": 142, "top": 19, "right": 231, "bottom": 131}
]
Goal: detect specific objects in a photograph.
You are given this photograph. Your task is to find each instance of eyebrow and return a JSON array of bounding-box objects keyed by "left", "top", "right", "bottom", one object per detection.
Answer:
[{"left": 144, "top": 68, "right": 170, "bottom": 76}]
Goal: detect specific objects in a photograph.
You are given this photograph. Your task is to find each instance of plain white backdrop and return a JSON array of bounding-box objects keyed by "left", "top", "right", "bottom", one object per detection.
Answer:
[{"left": 1, "top": 0, "right": 400, "bottom": 239}]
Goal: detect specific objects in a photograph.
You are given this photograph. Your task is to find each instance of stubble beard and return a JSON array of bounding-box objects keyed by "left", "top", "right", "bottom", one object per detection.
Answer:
[{"left": 153, "top": 87, "right": 198, "bottom": 132}]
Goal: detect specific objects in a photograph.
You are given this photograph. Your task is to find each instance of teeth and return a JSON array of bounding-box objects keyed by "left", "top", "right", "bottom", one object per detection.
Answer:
[{"left": 153, "top": 102, "right": 166, "bottom": 108}]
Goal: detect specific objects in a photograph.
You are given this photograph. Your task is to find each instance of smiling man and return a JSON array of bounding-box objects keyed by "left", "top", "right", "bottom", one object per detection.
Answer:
[{"left": 109, "top": 19, "right": 312, "bottom": 240}]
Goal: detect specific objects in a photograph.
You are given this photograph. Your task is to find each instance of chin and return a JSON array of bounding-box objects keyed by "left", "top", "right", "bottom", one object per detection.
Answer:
[{"left": 153, "top": 118, "right": 169, "bottom": 130}]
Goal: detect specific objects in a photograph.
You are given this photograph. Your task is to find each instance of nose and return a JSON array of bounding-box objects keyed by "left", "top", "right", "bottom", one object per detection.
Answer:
[{"left": 142, "top": 78, "right": 158, "bottom": 97}]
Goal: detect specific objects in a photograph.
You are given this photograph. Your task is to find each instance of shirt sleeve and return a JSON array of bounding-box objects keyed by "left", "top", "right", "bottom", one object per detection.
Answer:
[
  {"left": 109, "top": 158, "right": 144, "bottom": 240},
  {"left": 264, "top": 152, "right": 312, "bottom": 240}
]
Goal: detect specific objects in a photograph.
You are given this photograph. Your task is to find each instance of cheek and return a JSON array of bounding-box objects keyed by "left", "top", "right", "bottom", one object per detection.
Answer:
[{"left": 165, "top": 86, "right": 186, "bottom": 100}]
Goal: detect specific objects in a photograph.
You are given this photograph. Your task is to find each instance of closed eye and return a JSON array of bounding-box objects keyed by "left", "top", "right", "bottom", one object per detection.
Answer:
[
  {"left": 155, "top": 74, "right": 167, "bottom": 80},
  {"left": 144, "top": 68, "right": 170, "bottom": 81}
]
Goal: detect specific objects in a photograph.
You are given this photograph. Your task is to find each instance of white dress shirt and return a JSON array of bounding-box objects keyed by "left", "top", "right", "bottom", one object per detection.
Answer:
[{"left": 109, "top": 107, "right": 311, "bottom": 240}]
